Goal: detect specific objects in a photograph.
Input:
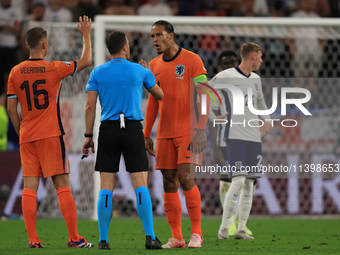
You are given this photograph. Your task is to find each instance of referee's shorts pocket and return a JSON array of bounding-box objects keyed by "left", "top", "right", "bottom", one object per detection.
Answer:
[
  {"left": 99, "top": 121, "right": 110, "bottom": 130},
  {"left": 128, "top": 126, "right": 144, "bottom": 147}
]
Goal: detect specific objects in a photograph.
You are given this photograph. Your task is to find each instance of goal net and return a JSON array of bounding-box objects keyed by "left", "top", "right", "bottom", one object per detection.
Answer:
[{"left": 27, "top": 16, "right": 340, "bottom": 219}]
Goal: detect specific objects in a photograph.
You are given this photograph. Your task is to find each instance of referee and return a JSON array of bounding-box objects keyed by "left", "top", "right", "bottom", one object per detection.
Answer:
[{"left": 82, "top": 31, "right": 164, "bottom": 250}]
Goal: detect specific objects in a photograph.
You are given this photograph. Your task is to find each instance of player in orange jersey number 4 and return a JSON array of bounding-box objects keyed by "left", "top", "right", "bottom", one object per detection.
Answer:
[
  {"left": 141, "top": 20, "right": 209, "bottom": 248},
  {"left": 7, "top": 16, "right": 94, "bottom": 249}
]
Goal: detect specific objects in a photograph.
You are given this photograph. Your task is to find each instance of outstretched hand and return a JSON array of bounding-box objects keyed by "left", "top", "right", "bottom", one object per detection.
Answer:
[
  {"left": 139, "top": 59, "right": 150, "bottom": 69},
  {"left": 77, "top": 15, "right": 92, "bottom": 37}
]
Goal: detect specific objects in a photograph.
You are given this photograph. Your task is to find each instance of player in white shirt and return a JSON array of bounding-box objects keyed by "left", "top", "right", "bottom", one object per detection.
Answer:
[
  {"left": 209, "top": 49, "right": 254, "bottom": 237},
  {"left": 209, "top": 42, "right": 271, "bottom": 240}
]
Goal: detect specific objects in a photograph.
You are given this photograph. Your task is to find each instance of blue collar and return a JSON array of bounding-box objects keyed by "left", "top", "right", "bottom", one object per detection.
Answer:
[
  {"left": 111, "top": 58, "right": 126, "bottom": 62},
  {"left": 27, "top": 58, "right": 44, "bottom": 61},
  {"left": 235, "top": 66, "right": 251, "bottom": 78},
  {"left": 163, "top": 47, "right": 182, "bottom": 62}
]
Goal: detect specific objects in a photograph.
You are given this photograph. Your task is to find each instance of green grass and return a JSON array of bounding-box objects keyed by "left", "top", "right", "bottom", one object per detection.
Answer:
[{"left": 0, "top": 218, "right": 339, "bottom": 254}]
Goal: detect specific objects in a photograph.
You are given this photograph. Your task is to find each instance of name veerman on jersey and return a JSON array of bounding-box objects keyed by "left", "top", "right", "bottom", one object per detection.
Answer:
[{"left": 209, "top": 67, "right": 271, "bottom": 144}]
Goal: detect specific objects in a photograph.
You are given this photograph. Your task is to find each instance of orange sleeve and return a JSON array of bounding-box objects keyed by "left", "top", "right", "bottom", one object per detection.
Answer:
[
  {"left": 7, "top": 69, "right": 16, "bottom": 97},
  {"left": 144, "top": 94, "right": 159, "bottom": 137},
  {"left": 191, "top": 54, "right": 207, "bottom": 78},
  {"left": 55, "top": 61, "right": 77, "bottom": 79}
]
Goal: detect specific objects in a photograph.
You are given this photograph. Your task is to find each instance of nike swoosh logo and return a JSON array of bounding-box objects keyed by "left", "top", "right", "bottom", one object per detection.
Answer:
[
  {"left": 165, "top": 209, "right": 173, "bottom": 212},
  {"left": 155, "top": 72, "right": 161, "bottom": 76},
  {"left": 186, "top": 156, "right": 192, "bottom": 159},
  {"left": 189, "top": 206, "right": 198, "bottom": 209},
  {"left": 235, "top": 84, "right": 241, "bottom": 87}
]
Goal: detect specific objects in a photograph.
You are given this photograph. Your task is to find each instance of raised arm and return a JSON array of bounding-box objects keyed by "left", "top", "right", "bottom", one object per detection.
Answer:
[{"left": 76, "top": 16, "right": 92, "bottom": 72}]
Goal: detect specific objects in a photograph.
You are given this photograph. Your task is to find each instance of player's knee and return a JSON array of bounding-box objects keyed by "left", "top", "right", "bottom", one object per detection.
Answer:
[
  {"left": 100, "top": 177, "right": 114, "bottom": 191},
  {"left": 130, "top": 172, "right": 148, "bottom": 190},
  {"left": 221, "top": 177, "right": 232, "bottom": 182},
  {"left": 131, "top": 179, "right": 147, "bottom": 191},
  {"left": 244, "top": 179, "right": 255, "bottom": 192},
  {"left": 232, "top": 175, "right": 246, "bottom": 184},
  {"left": 163, "top": 177, "right": 179, "bottom": 193},
  {"left": 178, "top": 176, "right": 195, "bottom": 191},
  {"left": 51, "top": 174, "right": 70, "bottom": 190},
  {"left": 23, "top": 177, "right": 40, "bottom": 192},
  {"left": 100, "top": 182, "right": 114, "bottom": 191},
  {"left": 231, "top": 175, "right": 246, "bottom": 193}
]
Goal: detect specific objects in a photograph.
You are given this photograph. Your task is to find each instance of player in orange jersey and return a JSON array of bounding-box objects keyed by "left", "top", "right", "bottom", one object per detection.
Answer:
[
  {"left": 7, "top": 16, "right": 94, "bottom": 249},
  {"left": 141, "top": 20, "right": 209, "bottom": 248}
]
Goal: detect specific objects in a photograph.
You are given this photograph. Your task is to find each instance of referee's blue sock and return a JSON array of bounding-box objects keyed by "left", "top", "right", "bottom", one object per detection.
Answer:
[
  {"left": 135, "top": 186, "right": 156, "bottom": 240},
  {"left": 97, "top": 189, "right": 113, "bottom": 243}
]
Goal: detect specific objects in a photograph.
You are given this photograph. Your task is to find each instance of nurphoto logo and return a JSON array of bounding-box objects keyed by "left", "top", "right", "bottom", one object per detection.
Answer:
[{"left": 201, "top": 84, "right": 312, "bottom": 128}]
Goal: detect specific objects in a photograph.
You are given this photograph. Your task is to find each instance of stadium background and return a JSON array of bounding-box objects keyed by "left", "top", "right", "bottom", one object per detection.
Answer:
[{"left": 1, "top": 0, "right": 340, "bottom": 221}]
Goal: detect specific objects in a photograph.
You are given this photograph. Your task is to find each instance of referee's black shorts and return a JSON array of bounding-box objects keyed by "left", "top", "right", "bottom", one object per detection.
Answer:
[{"left": 95, "top": 119, "right": 148, "bottom": 173}]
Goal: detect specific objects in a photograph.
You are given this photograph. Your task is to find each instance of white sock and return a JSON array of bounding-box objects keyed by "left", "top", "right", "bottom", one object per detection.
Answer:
[
  {"left": 220, "top": 176, "right": 245, "bottom": 229},
  {"left": 234, "top": 198, "right": 240, "bottom": 221},
  {"left": 235, "top": 182, "right": 256, "bottom": 222},
  {"left": 228, "top": 213, "right": 236, "bottom": 226},
  {"left": 219, "top": 180, "right": 236, "bottom": 226},
  {"left": 237, "top": 179, "right": 254, "bottom": 232},
  {"left": 219, "top": 180, "right": 231, "bottom": 206}
]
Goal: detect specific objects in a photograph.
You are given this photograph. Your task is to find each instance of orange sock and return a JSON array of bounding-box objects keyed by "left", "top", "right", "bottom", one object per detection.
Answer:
[
  {"left": 164, "top": 192, "right": 183, "bottom": 240},
  {"left": 22, "top": 189, "right": 39, "bottom": 242},
  {"left": 57, "top": 187, "right": 79, "bottom": 240},
  {"left": 184, "top": 186, "right": 202, "bottom": 236}
]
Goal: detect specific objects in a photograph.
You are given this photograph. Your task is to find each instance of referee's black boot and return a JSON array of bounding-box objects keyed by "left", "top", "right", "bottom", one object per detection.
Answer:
[
  {"left": 145, "top": 236, "right": 163, "bottom": 249},
  {"left": 98, "top": 240, "right": 111, "bottom": 250}
]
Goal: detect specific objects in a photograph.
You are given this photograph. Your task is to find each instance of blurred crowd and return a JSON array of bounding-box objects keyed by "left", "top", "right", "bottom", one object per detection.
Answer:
[{"left": 1, "top": 0, "right": 339, "bottom": 23}]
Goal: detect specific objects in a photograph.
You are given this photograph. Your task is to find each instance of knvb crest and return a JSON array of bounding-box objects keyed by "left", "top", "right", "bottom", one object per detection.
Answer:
[{"left": 175, "top": 65, "right": 185, "bottom": 76}]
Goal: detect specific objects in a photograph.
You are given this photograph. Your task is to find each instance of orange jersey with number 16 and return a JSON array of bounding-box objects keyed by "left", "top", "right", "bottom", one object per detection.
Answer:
[{"left": 7, "top": 59, "right": 77, "bottom": 144}]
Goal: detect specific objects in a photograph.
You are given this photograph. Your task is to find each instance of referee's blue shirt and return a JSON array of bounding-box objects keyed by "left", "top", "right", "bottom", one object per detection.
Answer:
[{"left": 86, "top": 58, "right": 155, "bottom": 121}]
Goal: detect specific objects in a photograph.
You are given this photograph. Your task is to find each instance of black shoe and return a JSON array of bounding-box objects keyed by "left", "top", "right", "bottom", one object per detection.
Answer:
[
  {"left": 145, "top": 236, "right": 162, "bottom": 249},
  {"left": 98, "top": 240, "right": 111, "bottom": 250}
]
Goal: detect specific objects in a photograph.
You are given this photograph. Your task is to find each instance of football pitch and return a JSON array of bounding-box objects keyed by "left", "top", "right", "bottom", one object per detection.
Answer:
[{"left": 0, "top": 218, "right": 339, "bottom": 254}]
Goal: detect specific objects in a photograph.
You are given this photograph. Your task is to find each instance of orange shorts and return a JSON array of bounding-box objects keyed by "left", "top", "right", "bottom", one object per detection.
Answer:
[
  {"left": 20, "top": 136, "right": 70, "bottom": 178},
  {"left": 155, "top": 135, "right": 202, "bottom": 170}
]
